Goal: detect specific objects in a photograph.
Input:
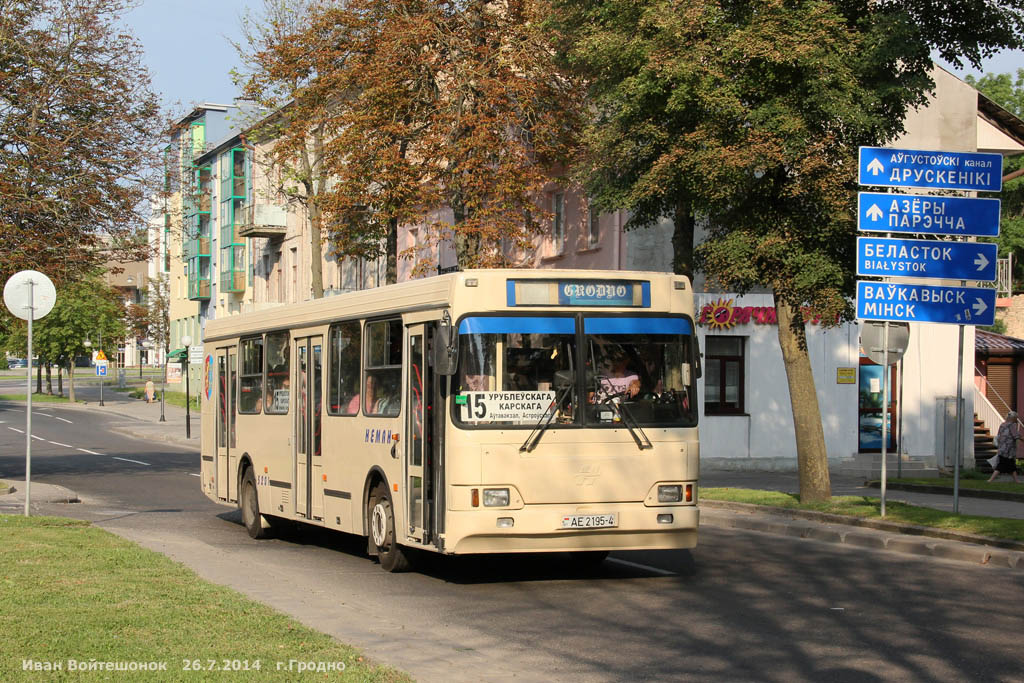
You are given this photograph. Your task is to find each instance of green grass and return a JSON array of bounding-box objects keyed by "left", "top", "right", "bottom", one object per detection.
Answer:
[
  {"left": 702, "top": 487, "right": 1024, "bottom": 542},
  {"left": 117, "top": 386, "right": 199, "bottom": 410},
  {"left": 0, "top": 515, "right": 407, "bottom": 682},
  {"left": 0, "top": 393, "right": 73, "bottom": 403},
  {"left": 0, "top": 480, "right": 9, "bottom": 492}
]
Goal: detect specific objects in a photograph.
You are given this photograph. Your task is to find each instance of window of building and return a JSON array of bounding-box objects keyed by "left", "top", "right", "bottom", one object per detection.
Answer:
[
  {"left": 328, "top": 321, "right": 361, "bottom": 415},
  {"left": 704, "top": 335, "right": 745, "bottom": 415},
  {"left": 364, "top": 319, "right": 401, "bottom": 417},
  {"left": 239, "top": 336, "right": 263, "bottom": 414},
  {"left": 265, "top": 331, "right": 290, "bottom": 414},
  {"left": 552, "top": 192, "right": 564, "bottom": 254},
  {"left": 587, "top": 203, "right": 600, "bottom": 248}
]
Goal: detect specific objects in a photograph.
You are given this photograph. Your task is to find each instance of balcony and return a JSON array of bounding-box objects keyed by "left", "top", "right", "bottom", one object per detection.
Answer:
[
  {"left": 188, "top": 277, "right": 211, "bottom": 301},
  {"left": 220, "top": 270, "right": 246, "bottom": 293},
  {"left": 238, "top": 203, "right": 288, "bottom": 238}
]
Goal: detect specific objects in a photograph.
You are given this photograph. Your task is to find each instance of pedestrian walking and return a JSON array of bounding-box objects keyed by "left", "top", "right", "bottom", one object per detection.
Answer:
[
  {"left": 145, "top": 380, "right": 155, "bottom": 403},
  {"left": 989, "top": 411, "right": 1021, "bottom": 484}
]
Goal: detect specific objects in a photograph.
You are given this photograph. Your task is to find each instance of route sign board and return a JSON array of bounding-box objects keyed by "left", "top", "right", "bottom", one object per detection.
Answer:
[
  {"left": 857, "top": 192, "right": 1001, "bottom": 237},
  {"left": 858, "top": 147, "right": 1003, "bottom": 192},
  {"left": 856, "top": 237, "right": 997, "bottom": 282},
  {"left": 856, "top": 281, "right": 996, "bottom": 326},
  {"left": 95, "top": 360, "right": 108, "bottom": 377}
]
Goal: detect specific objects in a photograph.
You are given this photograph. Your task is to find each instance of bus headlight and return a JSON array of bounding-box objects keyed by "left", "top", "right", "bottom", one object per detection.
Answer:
[
  {"left": 483, "top": 488, "right": 510, "bottom": 507},
  {"left": 657, "top": 485, "right": 683, "bottom": 503}
]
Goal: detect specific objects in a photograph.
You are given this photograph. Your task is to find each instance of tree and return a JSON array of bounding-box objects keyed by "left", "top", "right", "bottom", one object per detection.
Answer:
[
  {"left": 235, "top": 0, "right": 337, "bottom": 297},
  {"left": 0, "top": 0, "right": 161, "bottom": 287},
  {"left": 966, "top": 70, "right": 1024, "bottom": 291},
  {"left": 4, "top": 272, "right": 126, "bottom": 401},
  {"left": 552, "top": 0, "right": 1024, "bottom": 502},
  {"left": 240, "top": 0, "right": 584, "bottom": 279}
]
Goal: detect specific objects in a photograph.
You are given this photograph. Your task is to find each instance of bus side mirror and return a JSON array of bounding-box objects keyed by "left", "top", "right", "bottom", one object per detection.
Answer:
[{"left": 433, "top": 314, "right": 458, "bottom": 376}]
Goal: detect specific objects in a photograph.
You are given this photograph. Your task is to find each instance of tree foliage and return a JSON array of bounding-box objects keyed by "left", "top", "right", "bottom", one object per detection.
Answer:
[
  {"left": 552, "top": 0, "right": 1024, "bottom": 501},
  {"left": 239, "top": 0, "right": 584, "bottom": 277},
  {"left": 0, "top": 0, "right": 161, "bottom": 286},
  {"left": 967, "top": 69, "right": 1024, "bottom": 290}
]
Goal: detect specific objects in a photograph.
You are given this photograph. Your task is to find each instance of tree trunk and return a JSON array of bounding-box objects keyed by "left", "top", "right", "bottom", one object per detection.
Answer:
[
  {"left": 452, "top": 205, "right": 481, "bottom": 267},
  {"left": 45, "top": 363, "right": 53, "bottom": 394},
  {"left": 775, "top": 300, "right": 832, "bottom": 502},
  {"left": 386, "top": 216, "right": 398, "bottom": 284},
  {"left": 68, "top": 360, "right": 75, "bottom": 403},
  {"left": 57, "top": 364, "right": 63, "bottom": 397},
  {"left": 672, "top": 200, "right": 695, "bottom": 281},
  {"left": 36, "top": 362, "right": 42, "bottom": 394},
  {"left": 309, "top": 199, "right": 324, "bottom": 299}
]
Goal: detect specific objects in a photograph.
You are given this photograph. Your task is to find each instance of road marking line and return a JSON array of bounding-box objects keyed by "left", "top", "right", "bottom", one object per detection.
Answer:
[
  {"left": 55, "top": 417, "right": 72, "bottom": 424},
  {"left": 112, "top": 456, "right": 150, "bottom": 466},
  {"left": 31, "top": 435, "right": 44, "bottom": 441},
  {"left": 48, "top": 441, "right": 72, "bottom": 448},
  {"left": 8, "top": 426, "right": 23, "bottom": 433},
  {"left": 605, "top": 557, "right": 677, "bottom": 577},
  {"left": 77, "top": 448, "right": 101, "bottom": 455},
  {"left": 189, "top": 473, "right": 200, "bottom": 477}
]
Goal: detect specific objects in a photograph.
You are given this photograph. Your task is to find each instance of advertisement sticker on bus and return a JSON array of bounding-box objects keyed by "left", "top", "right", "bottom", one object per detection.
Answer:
[{"left": 457, "top": 391, "right": 555, "bottom": 422}]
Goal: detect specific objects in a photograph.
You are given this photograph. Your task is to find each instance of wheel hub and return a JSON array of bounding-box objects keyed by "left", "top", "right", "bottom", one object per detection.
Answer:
[{"left": 371, "top": 502, "right": 388, "bottom": 548}]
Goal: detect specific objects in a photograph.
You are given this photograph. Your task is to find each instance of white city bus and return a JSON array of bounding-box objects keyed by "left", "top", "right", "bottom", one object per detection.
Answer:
[{"left": 199, "top": 269, "right": 700, "bottom": 571}]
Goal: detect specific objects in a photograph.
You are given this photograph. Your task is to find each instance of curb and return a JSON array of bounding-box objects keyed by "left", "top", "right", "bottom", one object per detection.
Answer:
[
  {"left": 865, "top": 480, "right": 1024, "bottom": 503},
  {"left": 700, "top": 499, "right": 1024, "bottom": 551}
]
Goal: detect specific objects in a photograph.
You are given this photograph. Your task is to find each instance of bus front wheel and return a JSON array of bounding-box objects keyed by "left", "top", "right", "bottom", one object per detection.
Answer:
[
  {"left": 368, "top": 484, "right": 410, "bottom": 572},
  {"left": 241, "top": 468, "right": 270, "bottom": 540}
]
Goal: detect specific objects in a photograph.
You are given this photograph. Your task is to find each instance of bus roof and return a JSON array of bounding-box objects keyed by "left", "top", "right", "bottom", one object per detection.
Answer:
[{"left": 202, "top": 268, "right": 690, "bottom": 343}]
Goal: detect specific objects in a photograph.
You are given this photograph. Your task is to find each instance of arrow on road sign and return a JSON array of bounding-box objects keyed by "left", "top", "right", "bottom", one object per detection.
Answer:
[
  {"left": 865, "top": 203, "right": 884, "bottom": 221},
  {"left": 867, "top": 158, "right": 885, "bottom": 176},
  {"left": 974, "top": 253, "right": 989, "bottom": 271},
  {"left": 974, "top": 297, "right": 988, "bottom": 317}
]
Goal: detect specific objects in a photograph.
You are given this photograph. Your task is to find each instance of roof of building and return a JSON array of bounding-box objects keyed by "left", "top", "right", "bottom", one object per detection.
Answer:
[
  {"left": 976, "top": 329, "right": 1024, "bottom": 358},
  {"left": 978, "top": 93, "right": 1024, "bottom": 155}
]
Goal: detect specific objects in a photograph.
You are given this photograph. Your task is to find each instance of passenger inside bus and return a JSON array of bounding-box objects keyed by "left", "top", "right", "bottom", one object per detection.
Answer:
[{"left": 347, "top": 373, "right": 400, "bottom": 416}]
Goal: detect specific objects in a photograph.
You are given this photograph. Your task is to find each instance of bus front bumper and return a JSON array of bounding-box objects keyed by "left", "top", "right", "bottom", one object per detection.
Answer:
[{"left": 443, "top": 503, "right": 699, "bottom": 555}]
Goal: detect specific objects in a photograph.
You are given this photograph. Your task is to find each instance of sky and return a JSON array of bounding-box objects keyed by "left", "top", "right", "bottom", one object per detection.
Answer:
[
  {"left": 123, "top": 0, "right": 259, "bottom": 117},
  {"left": 122, "top": 0, "right": 1024, "bottom": 117}
]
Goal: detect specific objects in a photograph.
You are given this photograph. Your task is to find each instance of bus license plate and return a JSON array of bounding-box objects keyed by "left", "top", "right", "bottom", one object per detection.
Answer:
[{"left": 561, "top": 513, "right": 617, "bottom": 529}]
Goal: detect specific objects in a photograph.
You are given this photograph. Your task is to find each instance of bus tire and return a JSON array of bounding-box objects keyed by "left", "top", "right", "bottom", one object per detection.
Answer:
[
  {"left": 368, "top": 484, "right": 410, "bottom": 572},
  {"left": 241, "top": 467, "right": 270, "bottom": 539}
]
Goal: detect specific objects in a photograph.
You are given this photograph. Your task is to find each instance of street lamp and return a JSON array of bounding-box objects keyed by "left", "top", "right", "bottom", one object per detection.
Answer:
[{"left": 181, "top": 334, "right": 192, "bottom": 439}]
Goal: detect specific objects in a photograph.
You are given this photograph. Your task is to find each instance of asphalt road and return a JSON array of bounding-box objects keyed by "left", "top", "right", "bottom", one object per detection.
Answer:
[{"left": 2, "top": 401, "right": 1023, "bottom": 682}]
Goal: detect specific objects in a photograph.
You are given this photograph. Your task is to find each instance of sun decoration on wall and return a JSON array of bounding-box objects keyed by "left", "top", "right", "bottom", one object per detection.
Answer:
[{"left": 704, "top": 298, "right": 737, "bottom": 331}]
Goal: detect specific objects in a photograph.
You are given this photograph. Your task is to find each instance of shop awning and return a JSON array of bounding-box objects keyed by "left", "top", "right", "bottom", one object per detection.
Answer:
[{"left": 167, "top": 348, "right": 186, "bottom": 360}]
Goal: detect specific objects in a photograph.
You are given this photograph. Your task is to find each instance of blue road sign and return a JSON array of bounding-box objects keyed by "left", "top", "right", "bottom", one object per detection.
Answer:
[
  {"left": 96, "top": 365, "right": 106, "bottom": 377},
  {"left": 857, "top": 237, "right": 997, "bottom": 282},
  {"left": 857, "top": 281, "right": 996, "bottom": 326},
  {"left": 859, "top": 147, "right": 1003, "bottom": 192},
  {"left": 858, "top": 192, "right": 1001, "bottom": 237}
]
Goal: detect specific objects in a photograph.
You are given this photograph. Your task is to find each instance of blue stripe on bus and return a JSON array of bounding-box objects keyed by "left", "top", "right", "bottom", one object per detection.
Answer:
[
  {"left": 459, "top": 316, "right": 575, "bottom": 335},
  {"left": 583, "top": 317, "right": 691, "bottom": 335}
]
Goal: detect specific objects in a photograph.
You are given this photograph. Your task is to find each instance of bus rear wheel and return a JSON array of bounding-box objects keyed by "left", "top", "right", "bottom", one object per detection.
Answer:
[
  {"left": 368, "top": 484, "right": 410, "bottom": 572},
  {"left": 241, "top": 468, "right": 270, "bottom": 539}
]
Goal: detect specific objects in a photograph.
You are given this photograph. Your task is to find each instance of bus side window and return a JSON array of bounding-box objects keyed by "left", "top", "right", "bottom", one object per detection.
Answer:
[
  {"left": 265, "top": 331, "right": 290, "bottom": 414},
  {"left": 329, "top": 321, "right": 361, "bottom": 415},
  {"left": 365, "top": 319, "right": 401, "bottom": 417}
]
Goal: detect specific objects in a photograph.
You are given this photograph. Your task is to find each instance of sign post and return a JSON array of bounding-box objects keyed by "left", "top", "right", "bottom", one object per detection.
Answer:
[
  {"left": 858, "top": 145, "right": 1003, "bottom": 515},
  {"left": 3, "top": 271, "right": 57, "bottom": 516}
]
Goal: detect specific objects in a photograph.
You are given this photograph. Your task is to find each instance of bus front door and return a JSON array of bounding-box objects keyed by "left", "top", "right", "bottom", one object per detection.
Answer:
[
  {"left": 405, "top": 324, "right": 434, "bottom": 544},
  {"left": 294, "top": 336, "right": 324, "bottom": 521},
  {"left": 215, "top": 347, "right": 236, "bottom": 502}
]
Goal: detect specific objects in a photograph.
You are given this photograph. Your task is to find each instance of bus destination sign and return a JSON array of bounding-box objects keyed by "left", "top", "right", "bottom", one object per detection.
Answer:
[{"left": 506, "top": 279, "right": 651, "bottom": 307}]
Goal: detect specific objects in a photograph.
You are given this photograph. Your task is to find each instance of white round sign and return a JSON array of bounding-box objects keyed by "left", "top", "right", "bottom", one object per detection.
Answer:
[{"left": 4, "top": 270, "right": 56, "bottom": 321}]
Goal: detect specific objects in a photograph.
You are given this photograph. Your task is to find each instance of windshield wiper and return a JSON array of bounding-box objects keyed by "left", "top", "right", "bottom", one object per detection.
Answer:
[
  {"left": 613, "top": 399, "right": 653, "bottom": 451},
  {"left": 519, "top": 383, "right": 573, "bottom": 453}
]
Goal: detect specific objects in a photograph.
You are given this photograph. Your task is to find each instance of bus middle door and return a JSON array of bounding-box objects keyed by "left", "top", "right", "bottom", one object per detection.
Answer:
[
  {"left": 405, "top": 323, "right": 434, "bottom": 545},
  {"left": 294, "top": 336, "right": 324, "bottom": 521}
]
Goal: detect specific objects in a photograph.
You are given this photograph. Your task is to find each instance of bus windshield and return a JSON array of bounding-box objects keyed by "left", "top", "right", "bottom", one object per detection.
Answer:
[{"left": 454, "top": 315, "right": 696, "bottom": 428}]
